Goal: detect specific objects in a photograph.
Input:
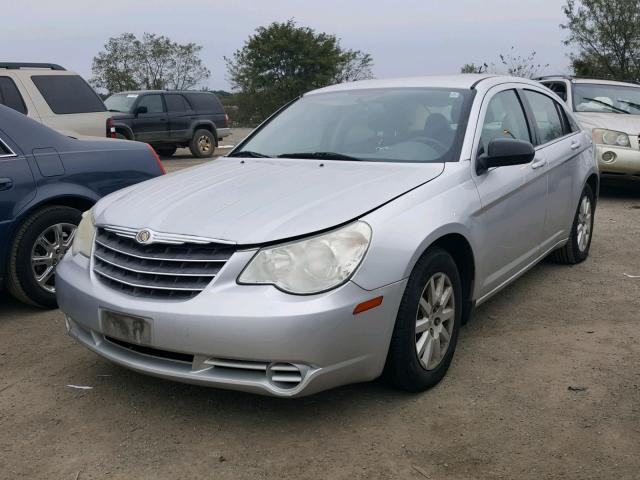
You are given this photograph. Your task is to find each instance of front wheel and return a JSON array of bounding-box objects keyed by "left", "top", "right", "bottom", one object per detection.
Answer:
[
  {"left": 552, "top": 183, "right": 595, "bottom": 264},
  {"left": 6, "top": 206, "right": 81, "bottom": 308},
  {"left": 189, "top": 129, "right": 216, "bottom": 158},
  {"left": 384, "top": 248, "right": 462, "bottom": 392}
]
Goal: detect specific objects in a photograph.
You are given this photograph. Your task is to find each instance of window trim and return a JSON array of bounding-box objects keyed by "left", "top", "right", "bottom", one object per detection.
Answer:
[
  {"left": 0, "top": 136, "right": 17, "bottom": 159},
  {"left": 0, "top": 76, "right": 28, "bottom": 115},
  {"left": 520, "top": 88, "right": 578, "bottom": 148}
]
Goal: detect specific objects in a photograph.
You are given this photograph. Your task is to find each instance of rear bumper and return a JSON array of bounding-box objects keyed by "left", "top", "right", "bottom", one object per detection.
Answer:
[
  {"left": 56, "top": 251, "right": 406, "bottom": 397},
  {"left": 217, "top": 128, "right": 231, "bottom": 140},
  {"left": 597, "top": 145, "right": 640, "bottom": 175}
]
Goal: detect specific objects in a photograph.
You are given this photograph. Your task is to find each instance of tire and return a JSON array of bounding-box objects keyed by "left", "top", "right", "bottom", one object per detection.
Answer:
[
  {"left": 552, "top": 183, "right": 595, "bottom": 265},
  {"left": 384, "top": 247, "right": 462, "bottom": 392},
  {"left": 115, "top": 133, "right": 128, "bottom": 140},
  {"left": 189, "top": 129, "right": 216, "bottom": 158},
  {"left": 153, "top": 145, "right": 177, "bottom": 157},
  {"left": 6, "top": 206, "right": 81, "bottom": 308}
]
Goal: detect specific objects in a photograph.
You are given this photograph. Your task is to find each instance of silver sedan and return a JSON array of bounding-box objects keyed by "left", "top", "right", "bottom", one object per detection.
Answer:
[{"left": 56, "top": 75, "right": 598, "bottom": 397}]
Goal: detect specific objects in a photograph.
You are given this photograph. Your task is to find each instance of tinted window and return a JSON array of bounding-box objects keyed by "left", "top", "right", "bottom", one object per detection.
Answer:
[
  {"left": 165, "top": 94, "right": 190, "bottom": 112},
  {"left": 542, "top": 82, "right": 568, "bottom": 102},
  {"left": 0, "top": 137, "right": 12, "bottom": 155},
  {"left": 31, "top": 75, "right": 106, "bottom": 114},
  {"left": 480, "top": 90, "right": 531, "bottom": 153},
  {"left": 184, "top": 93, "right": 223, "bottom": 113},
  {"left": 237, "top": 88, "right": 473, "bottom": 163},
  {"left": 524, "top": 90, "right": 565, "bottom": 144},
  {"left": 137, "top": 94, "right": 164, "bottom": 113},
  {"left": 0, "top": 77, "right": 27, "bottom": 114}
]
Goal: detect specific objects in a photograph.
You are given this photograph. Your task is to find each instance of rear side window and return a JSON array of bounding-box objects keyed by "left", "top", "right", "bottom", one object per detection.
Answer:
[
  {"left": 523, "top": 90, "right": 565, "bottom": 145},
  {"left": 165, "top": 94, "right": 191, "bottom": 112},
  {"left": 31, "top": 75, "right": 106, "bottom": 114},
  {"left": 184, "top": 93, "right": 223, "bottom": 113},
  {"left": 0, "top": 77, "right": 27, "bottom": 114},
  {"left": 0, "top": 137, "right": 12, "bottom": 155},
  {"left": 137, "top": 94, "right": 165, "bottom": 113}
]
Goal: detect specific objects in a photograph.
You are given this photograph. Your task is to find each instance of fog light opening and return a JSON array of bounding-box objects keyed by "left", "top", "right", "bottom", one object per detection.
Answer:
[{"left": 602, "top": 151, "right": 617, "bottom": 163}]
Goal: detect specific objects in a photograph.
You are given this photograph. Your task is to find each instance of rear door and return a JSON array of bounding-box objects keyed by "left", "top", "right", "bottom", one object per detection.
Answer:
[
  {"left": 0, "top": 130, "right": 35, "bottom": 237},
  {"left": 521, "top": 88, "right": 589, "bottom": 248},
  {"left": 165, "top": 94, "right": 193, "bottom": 141},
  {"left": 471, "top": 86, "right": 548, "bottom": 300},
  {"left": 130, "top": 94, "right": 168, "bottom": 142}
]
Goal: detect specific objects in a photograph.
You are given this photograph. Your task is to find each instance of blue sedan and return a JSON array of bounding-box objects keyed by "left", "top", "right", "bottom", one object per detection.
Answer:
[{"left": 0, "top": 104, "right": 164, "bottom": 307}]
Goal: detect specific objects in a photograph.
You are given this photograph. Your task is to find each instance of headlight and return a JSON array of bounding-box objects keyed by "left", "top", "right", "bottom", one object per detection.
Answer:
[
  {"left": 593, "top": 128, "right": 630, "bottom": 147},
  {"left": 72, "top": 208, "right": 96, "bottom": 257},
  {"left": 238, "top": 221, "right": 372, "bottom": 294}
]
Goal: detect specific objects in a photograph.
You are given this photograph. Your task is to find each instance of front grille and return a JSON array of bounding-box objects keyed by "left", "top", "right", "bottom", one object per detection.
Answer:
[{"left": 93, "top": 227, "right": 235, "bottom": 300}]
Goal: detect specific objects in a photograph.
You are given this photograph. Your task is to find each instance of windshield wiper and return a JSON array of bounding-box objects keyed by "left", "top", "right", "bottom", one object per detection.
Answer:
[
  {"left": 277, "top": 151, "right": 362, "bottom": 161},
  {"left": 582, "top": 97, "right": 629, "bottom": 114},
  {"left": 227, "top": 150, "right": 272, "bottom": 158},
  {"left": 107, "top": 109, "right": 123, "bottom": 112},
  {"left": 617, "top": 99, "right": 640, "bottom": 111}
]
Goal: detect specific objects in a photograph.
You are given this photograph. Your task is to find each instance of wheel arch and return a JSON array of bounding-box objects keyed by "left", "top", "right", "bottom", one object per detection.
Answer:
[{"left": 191, "top": 122, "right": 218, "bottom": 145}]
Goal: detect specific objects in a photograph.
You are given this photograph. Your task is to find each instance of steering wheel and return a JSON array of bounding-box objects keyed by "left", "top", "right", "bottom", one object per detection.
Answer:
[{"left": 411, "top": 136, "right": 449, "bottom": 155}]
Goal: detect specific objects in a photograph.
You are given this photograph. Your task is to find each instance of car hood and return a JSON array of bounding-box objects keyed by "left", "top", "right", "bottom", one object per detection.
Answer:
[
  {"left": 95, "top": 157, "right": 444, "bottom": 245},
  {"left": 575, "top": 111, "right": 640, "bottom": 134}
]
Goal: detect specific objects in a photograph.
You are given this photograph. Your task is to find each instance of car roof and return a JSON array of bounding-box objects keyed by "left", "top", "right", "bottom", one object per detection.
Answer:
[
  {"left": 539, "top": 76, "right": 640, "bottom": 88},
  {"left": 306, "top": 74, "right": 540, "bottom": 95}
]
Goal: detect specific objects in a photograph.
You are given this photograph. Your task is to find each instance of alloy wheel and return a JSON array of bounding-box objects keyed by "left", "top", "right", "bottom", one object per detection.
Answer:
[
  {"left": 415, "top": 272, "right": 455, "bottom": 370},
  {"left": 31, "top": 223, "right": 76, "bottom": 293},
  {"left": 576, "top": 195, "right": 592, "bottom": 252},
  {"left": 198, "top": 135, "right": 212, "bottom": 154}
]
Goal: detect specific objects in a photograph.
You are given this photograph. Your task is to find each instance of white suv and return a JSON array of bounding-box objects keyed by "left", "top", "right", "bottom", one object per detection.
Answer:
[{"left": 0, "top": 63, "right": 111, "bottom": 138}]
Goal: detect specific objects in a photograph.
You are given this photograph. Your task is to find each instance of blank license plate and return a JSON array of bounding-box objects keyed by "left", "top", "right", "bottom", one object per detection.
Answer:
[{"left": 101, "top": 310, "right": 152, "bottom": 345}]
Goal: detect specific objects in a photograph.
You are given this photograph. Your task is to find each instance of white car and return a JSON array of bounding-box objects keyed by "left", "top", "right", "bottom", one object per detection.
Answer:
[
  {"left": 540, "top": 75, "right": 640, "bottom": 177},
  {"left": 0, "top": 63, "right": 111, "bottom": 138}
]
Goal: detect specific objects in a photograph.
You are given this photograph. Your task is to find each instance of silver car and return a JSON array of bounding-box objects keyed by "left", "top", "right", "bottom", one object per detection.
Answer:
[{"left": 56, "top": 75, "right": 599, "bottom": 397}]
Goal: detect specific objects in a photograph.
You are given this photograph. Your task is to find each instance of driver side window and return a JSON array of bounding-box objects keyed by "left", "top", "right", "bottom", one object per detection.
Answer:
[{"left": 480, "top": 90, "right": 531, "bottom": 154}]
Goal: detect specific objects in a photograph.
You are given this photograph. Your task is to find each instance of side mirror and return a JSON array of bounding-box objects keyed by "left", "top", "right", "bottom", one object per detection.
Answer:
[
  {"left": 135, "top": 106, "right": 148, "bottom": 115},
  {"left": 477, "top": 138, "right": 535, "bottom": 174}
]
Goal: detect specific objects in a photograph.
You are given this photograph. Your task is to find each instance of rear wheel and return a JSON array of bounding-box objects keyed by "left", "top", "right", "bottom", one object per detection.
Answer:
[
  {"left": 189, "top": 129, "right": 216, "bottom": 158},
  {"left": 384, "top": 248, "right": 462, "bottom": 392},
  {"left": 6, "top": 206, "right": 81, "bottom": 308},
  {"left": 153, "top": 145, "right": 177, "bottom": 157},
  {"left": 552, "top": 183, "right": 595, "bottom": 264}
]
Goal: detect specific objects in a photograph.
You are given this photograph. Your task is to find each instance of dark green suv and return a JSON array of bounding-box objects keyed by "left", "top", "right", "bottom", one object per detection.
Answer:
[{"left": 105, "top": 90, "right": 230, "bottom": 157}]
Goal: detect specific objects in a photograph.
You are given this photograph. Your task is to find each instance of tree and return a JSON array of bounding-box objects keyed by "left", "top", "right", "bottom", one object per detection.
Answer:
[
  {"left": 497, "top": 47, "right": 549, "bottom": 79},
  {"left": 562, "top": 0, "right": 640, "bottom": 81},
  {"left": 460, "top": 62, "right": 488, "bottom": 74},
  {"left": 91, "top": 33, "right": 211, "bottom": 93},
  {"left": 225, "top": 20, "right": 373, "bottom": 125}
]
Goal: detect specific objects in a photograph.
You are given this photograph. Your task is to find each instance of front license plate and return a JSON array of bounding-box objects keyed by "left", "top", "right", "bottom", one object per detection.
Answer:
[{"left": 101, "top": 310, "right": 152, "bottom": 345}]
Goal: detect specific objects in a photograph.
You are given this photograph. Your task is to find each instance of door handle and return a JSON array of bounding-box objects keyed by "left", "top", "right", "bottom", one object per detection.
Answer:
[
  {"left": 531, "top": 158, "right": 547, "bottom": 170},
  {"left": 0, "top": 178, "right": 14, "bottom": 191},
  {"left": 570, "top": 140, "right": 581, "bottom": 150}
]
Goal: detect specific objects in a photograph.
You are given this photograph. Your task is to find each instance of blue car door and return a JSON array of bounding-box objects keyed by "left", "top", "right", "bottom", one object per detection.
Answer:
[{"left": 0, "top": 130, "right": 35, "bottom": 241}]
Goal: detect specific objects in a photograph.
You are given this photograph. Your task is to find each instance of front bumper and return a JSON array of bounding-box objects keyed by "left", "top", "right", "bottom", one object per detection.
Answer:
[
  {"left": 596, "top": 145, "right": 640, "bottom": 175},
  {"left": 56, "top": 251, "right": 406, "bottom": 397}
]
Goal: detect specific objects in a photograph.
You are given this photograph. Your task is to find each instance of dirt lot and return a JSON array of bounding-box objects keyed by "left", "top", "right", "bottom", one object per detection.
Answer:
[{"left": 1, "top": 164, "right": 639, "bottom": 478}]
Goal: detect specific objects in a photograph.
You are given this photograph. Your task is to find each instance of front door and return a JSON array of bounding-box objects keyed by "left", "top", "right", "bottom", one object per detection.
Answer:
[
  {"left": 131, "top": 94, "right": 168, "bottom": 142},
  {"left": 471, "top": 87, "right": 548, "bottom": 300}
]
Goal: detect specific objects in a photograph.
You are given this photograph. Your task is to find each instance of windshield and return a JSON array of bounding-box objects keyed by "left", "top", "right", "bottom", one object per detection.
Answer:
[
  {"left": 235, "top": 88, "right": 473, "bottom": 163},
  {"left": 104, "top": 93, "right": 139, "bottom": 113},
  {"left": 573, "top": 83, "right": 640, "bottom": 115}
]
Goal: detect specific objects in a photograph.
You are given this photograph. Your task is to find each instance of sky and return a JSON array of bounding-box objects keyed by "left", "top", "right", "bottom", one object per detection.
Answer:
[{"left": 2, "top": 0, "right": 573, "bottom": 91}]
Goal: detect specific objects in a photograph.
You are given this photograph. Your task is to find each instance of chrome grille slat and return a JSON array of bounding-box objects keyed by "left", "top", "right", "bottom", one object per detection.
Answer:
[{"left": 93, "top": 227, "right": 235, "bottom": 300}]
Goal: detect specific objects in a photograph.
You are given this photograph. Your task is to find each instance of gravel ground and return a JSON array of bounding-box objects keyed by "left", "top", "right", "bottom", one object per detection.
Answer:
[{"left": 0, "top": 170, "right": 639, "bottom": 479}]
